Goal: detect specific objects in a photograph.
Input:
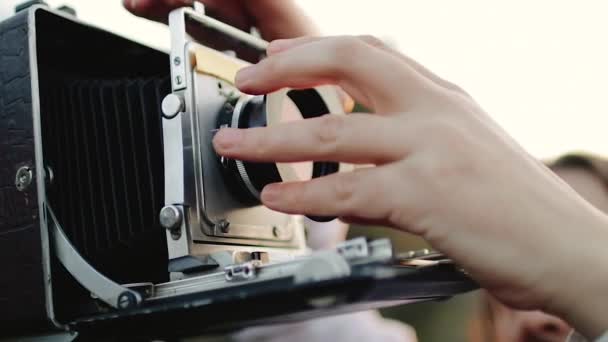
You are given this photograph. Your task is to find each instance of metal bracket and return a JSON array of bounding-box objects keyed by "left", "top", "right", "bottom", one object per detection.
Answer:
[
  {"left": 168, "top": 6, "right": 268, "bottom": 92},
  {"left": 47, "top": 205, "right": 142, "bottom": 309},
  {"left": 336, "top": 237, "right": 393, "bottom": 264},
  {"left": 224, "top": 261, "right": 260, "bottom": 281}
]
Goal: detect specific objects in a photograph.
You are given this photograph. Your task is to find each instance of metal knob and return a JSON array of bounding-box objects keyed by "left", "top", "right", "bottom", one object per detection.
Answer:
[
  {"left": 162, "top": 94, "right": 185, "bottom": 119},
  {"left": 159, "top": 205, "right": 183, "bottom": 231}
]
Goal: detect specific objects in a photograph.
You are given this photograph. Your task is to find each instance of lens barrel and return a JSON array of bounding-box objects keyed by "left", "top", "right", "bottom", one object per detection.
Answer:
[{"left": 216, "top": 89, "right": 340, "bottom": 222}]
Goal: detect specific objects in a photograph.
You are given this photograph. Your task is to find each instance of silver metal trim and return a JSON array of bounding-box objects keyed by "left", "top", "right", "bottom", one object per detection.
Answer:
[
  {"left": 224, "top": 261, "right": 258, "bottom": 281},
  {"left": 28, "top": 5, "right": 60, "bottom": 328},
  {"left": 151, "top": 250, "right": 350, "bottom": 300},
  {"left": 334, "top": 238, "right": 394, "bottom": 266},
  {"left": 169, "top": 9, "right": 189, "bottom": 91},
  {"left": 162, "top": 110, "right": 191, "bottom": 259},
  {"left": 183, "top": 7, "right": 268, "bottom": 51},
  {"left": 230, "top": 95, "right": 262, "bottom": 199},
  {"left": 47, "top": 206, "right": 142, "bottom": 309},
  {"left": 169, "top": 7, "right": 268, "bottom": 92},
  {"left": 235, "top": 159, "right": 261, "bottom": 198},
  {"left": 336, "top": 237, "right": 369, "bottom": 260}
]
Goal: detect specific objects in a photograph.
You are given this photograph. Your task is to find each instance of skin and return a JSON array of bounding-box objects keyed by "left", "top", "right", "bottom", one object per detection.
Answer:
[
  {"left": 210, "top": 35, "right": 608, "bottom": 339},
  {"left": 483, "top": 293, "right": 572, "bottom": 342},
  {"left": 479, "top": 166, "right": 608, "bottom": 342}
]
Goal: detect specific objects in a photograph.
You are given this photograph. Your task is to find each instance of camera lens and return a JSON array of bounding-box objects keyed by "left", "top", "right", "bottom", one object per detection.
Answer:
[{"left": 216, "top": 88, "right": 342, "bottom": 222}]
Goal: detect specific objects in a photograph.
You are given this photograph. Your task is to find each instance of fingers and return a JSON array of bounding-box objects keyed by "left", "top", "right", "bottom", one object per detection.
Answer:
[
  {"left": 236, "top": 36, "right": 437, "bottom": 113},
  {"left": 268, "top": 35, "right": 471, "bottom": 98},
  {"left": 260, "top": 166, "right": 394, "bottom": 220},
  {"left": 213, "top": 114, "right": 408, "bottom": 165},
  {"left": 266, "top": 36, "right": 320, "bottom": 55}
]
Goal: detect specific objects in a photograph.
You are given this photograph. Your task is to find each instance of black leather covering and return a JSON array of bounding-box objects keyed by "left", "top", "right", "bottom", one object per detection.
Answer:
[{"left": 0, "top": 9, "right": 51, "bottom": 332}]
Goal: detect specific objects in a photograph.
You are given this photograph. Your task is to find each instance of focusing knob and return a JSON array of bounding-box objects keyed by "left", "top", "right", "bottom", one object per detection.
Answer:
[{"left": 162, "top": 94, "right": 185, "bottom": 119}]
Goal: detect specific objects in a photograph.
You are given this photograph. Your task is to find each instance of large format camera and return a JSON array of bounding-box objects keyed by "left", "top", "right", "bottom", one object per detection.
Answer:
[{"left": 0, "top": 3, "right": 476, "bottom": 340}]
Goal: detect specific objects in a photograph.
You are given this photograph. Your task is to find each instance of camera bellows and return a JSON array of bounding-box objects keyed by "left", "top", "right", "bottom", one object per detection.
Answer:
[{"left": 40, "top": 75, "right": 170, "bottom": 283}]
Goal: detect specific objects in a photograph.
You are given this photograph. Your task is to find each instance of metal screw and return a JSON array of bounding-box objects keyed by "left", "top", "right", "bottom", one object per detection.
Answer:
[
  {"left": 272, "top": 226, "right": 281, "bottom": 238},
  {"left": 117, "top": 291, "right": 137, "bottom": 309},
  {"left": 217, "top": 219, "right": 230, "bottom": 233},
  {"left": 173, "top": 57, "right": 181, "bottom": 66},
  {"left": 159, "top": 206, "right": 182, "bottom": 231},
  {"left": 15, "top": 166, "right": 33, "bottom": 192}
]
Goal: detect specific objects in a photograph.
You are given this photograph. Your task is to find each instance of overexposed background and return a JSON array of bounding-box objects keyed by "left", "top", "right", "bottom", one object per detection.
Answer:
[{"left": 2, "top": 1, "right": 607, "bottom": 160}]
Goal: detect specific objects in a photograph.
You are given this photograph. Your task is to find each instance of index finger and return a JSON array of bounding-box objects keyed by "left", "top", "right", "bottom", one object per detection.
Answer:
[
  {"left": 213, "top": 114, "right": 407, "bottom": 165},
  {"left": 235, "top": 36, "right": 438, "bottom": 113}
]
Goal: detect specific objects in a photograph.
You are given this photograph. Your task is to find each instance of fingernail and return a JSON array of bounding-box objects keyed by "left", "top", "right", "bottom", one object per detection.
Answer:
[
  {"left": 261, "top": 184, "right": 282, "bottom": 204},
  {"left": 213, "top": 128, "right": 243, "bottom": 150},
  {"left": 235, "top": 66, "right": 258, "bottom": 88}
]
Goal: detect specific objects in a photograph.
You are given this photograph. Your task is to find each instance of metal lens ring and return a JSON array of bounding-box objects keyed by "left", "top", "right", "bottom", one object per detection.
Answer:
[{"left": 220, "top": 87, "right": 345, "bottom": 222}]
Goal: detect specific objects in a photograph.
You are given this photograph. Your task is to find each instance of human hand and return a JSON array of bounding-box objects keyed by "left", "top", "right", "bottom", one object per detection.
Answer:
[
  {"left": 123, "top": 0, "right": 319, "bottom": 39},
  {"left": 213, "top": 35, "right": 608, "bottom": 338}
]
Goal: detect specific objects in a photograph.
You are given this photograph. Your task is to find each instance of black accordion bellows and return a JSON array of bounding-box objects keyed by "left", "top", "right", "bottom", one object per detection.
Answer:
[
  {"left": 40, "top": 76, "right": 170, "bottom": 283},
  {"left": 35, "top": 9, "right": 172, "bottom": 287}
]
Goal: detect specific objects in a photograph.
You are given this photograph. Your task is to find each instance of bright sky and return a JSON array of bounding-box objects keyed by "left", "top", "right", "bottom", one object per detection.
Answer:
[{"left": 3, "top": 1, "right": 607, "bottom": 159}]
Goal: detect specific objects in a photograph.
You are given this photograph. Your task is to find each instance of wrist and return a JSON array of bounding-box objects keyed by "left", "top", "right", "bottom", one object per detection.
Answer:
[{"left": 546, "top": 211, "right": 608, "bottom": 339}]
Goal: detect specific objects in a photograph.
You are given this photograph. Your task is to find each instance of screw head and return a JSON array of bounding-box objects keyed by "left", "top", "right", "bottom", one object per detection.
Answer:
[
  {"left": 15, "top": 166, "right": 33, "bottom": 192},
  {"left": 162, "top": 93, "right": 185, "bottom": 119},
  {"left": 159, "top": 206, "right": 182, "bottom": 231},
  {"left": 272, "top": 226, "right": 281, "bottom": 238},
  {"left": 173, "top": 56, "right": 181, "bottom": 66},
  {"left": 117, "top": 291, "right": 137, "bottom": 309},
  {"left": 217, "top": 220, "right": 230, "bottom": 233}
]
